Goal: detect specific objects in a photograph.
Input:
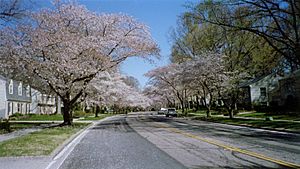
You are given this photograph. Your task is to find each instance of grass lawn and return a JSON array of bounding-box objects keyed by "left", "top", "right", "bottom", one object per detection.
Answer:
[
  {"left": 237, "top": 112, "right": 300, "bottom": 121},
  {"left": 10, "top": 112, "right": 96, "bottom": 121},
  {"left": 0, "top": 123, "right": 89, "bottom": 157},
  {"left": 79, "top": 114, "right": 114, "bottom": 121},
  {"left": 193, "top": 116, "right": 300, "bottom": 132},
  {"left": 10, "top": 114, "right": 64, "bottom": 121}
]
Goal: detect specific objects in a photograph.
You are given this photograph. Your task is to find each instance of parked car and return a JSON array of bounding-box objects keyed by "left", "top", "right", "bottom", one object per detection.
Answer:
[
  {"left": 158, "top": 108, "right": 167, "bottom": 115},
  {"left": 165, "top": 108, "right": 177, "bottom": 117}
]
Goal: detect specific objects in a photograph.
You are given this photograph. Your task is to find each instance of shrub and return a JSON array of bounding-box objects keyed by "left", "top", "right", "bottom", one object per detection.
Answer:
[
  {"left": 0, "top": 119, "right": 11, "bottom": 132},
  {"left": 73, "top": 110, "right": 90, "bottom": 118},
  {"left": 9, "top": 113, "right": 24, "bottom": 118}
]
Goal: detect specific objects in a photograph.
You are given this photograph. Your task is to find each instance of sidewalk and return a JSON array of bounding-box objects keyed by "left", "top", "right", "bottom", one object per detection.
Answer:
[
  {"left": 0, "top": 128, "right": 41, "bottom": 142},
  {"left": 0, "top": 156, "right": 51, "bottom": 169}
]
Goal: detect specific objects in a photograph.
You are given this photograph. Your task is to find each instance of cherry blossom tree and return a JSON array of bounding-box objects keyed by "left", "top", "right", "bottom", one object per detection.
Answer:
[
  {"left": 85, "top": 70, "right": 151, "bottom": 115},
  {"left": 182, "top": 53, "right": 227, "bottom": 117},
  {"left": 145, "top": 64, "right": 191, "bottom": 114},
  {"left": 145, "top": 52, "right": 228, "bottom": 117},
  {"left": 143, "top": 85, "right": 175, "bottom": 109},
  {"left": 0, "top": 2, "right": 159, "bottom": 125}
]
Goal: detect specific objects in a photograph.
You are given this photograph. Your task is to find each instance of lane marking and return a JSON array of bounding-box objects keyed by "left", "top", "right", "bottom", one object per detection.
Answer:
[
  {"left": 45, "top": 128, "right": 90, "bottom": 169},
  {"left": 155, "top": 122, "right": 300, "bottom": 169}
]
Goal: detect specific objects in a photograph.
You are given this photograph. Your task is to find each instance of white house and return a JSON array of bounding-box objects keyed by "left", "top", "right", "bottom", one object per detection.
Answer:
[
  {"left": 0, "top": 76, "right": 62, "bottom": 119},
  {"left": 239, "top": 73, "right": 284, "bottom": 107},
  {"left": 0, "top": 76, "right": 31, "bottom": 119},
  {"left": 239, "top": 70, "right": 300, "bottom": 110},
  {"left": 30, "top": 88, "right": 61, "bottom": 115}
]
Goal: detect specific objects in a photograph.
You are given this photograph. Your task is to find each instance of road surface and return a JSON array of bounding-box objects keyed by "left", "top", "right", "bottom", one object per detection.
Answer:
[{"left": 51, "top": 112, "right": 300, "bottom": 169}]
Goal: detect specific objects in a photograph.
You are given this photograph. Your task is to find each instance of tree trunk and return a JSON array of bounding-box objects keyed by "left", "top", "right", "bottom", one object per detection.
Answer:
[
  {"left": 95, "top": 105, "right": 100, "bottom": 117},
  {"left": 206, "top": 106, "right": 211, "bottom": 118},
  {"left": 180, "top": 100, "right": 185, "bottom": 115},
  {"left": 196, "top": 95, "right": 200, "bottom": 111},
  {"left": 62, "top": 102, "right": 73, "bottom": 125},
  {"left": 228, "top": 108, "right": 234, "bottom": 119}
]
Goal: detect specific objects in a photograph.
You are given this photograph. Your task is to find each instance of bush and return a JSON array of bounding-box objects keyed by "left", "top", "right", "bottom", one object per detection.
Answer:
[
  {"left": 0, "top": 119, "right": 11, "bottom": 132},
  {"left": 73, "top": 110, "right": 91, "bottom": 118},
  {"left": 9, "top": 113, "right": 24, "bottom": 118}
]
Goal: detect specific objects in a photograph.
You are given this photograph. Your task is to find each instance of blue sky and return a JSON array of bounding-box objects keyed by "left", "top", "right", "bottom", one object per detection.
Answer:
[
  {"left": 33, "top": 0, "right": 187, "bottom": 88},
  {"left": 79, "top": 0, "right": 187, "bottom": 88}
]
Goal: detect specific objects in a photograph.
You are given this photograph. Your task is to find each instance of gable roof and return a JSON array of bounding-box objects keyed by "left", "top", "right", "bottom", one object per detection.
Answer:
[{"left": 238, "top": 73, "right": 275, "bottom": 88}]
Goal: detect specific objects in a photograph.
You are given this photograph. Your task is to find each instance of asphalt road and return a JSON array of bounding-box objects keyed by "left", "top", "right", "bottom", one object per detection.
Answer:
[
  {"left": 57, "top": 114, "right": 186, "bottom": 169},
  {"left": 54, "top": 112, "right": 300, "bottom": 169}
]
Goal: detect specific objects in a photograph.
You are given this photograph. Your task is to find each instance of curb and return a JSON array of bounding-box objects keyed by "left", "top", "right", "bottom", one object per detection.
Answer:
[
  {"left": 49, "top": 115, "right": 117, "bottom": 158},
  {"left": 50, "top": 122, "right": 94, "bottom": 158},
  {"left": 45, "top": 115, "right": 118, "bottom": 169}
]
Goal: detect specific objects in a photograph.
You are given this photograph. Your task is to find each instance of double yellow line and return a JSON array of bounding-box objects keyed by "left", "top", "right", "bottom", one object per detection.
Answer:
[{"left": 155, "top": 122, "right": 300, "bottom": 169}]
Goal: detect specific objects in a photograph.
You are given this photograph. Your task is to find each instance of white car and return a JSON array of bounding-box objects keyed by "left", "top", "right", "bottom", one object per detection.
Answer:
[{"left": 158, "top": 108, "right": 167, "bottom": 115}]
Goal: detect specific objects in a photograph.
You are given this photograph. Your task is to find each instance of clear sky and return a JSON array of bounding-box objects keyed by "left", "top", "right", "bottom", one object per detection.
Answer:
[
  {"left": 33, "top": 0, "right": 188, "bottom": 88},
  {"left": 78, "top": 0, "right": 187, "bottom": 88}
]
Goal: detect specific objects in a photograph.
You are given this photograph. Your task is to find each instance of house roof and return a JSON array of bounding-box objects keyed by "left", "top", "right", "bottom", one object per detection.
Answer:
[
  {"left": 279, "top": 69, "right": 300, "bottom": 80},
  {"left": 238, "top": 73, "right": 274, "bottom": 88},
  {"left": 239, "top": 69, "right": 300, "bottom": 88},
  {"left": 0, "top": 75, "right": 7, "bottom": 81}
]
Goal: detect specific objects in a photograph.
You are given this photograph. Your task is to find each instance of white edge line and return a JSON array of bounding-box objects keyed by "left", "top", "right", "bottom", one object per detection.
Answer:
[{"left": 44, "top": 124, "right": 92, "bottom": 169}]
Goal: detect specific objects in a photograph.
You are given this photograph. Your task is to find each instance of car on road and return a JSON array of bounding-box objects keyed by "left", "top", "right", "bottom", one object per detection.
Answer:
[
  {"left": 165, "top": 108, "right": 177, "bottom": 117},
  {"left": 158, "top": 108, "right": 167, "bottom": 115}
]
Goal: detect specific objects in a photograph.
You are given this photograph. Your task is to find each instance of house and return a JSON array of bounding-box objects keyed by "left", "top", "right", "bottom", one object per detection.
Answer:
[
  {"left": 0, "top": 76, "right": 32, "bottom": 119},
  {"left": 239, "top": 70, "right": 300, "bottom": 111},
  {"left": 239, "top": 73, "right": 284, "bottom": 108},
  {"left": 0, "top": 76, "right": 62, "bottom": 119},
  {"left": 275, "top": 69, "right": 300, "bottom": 110},
  {"left": 30, "top": 88, "right": 61, "bottom": 114}
]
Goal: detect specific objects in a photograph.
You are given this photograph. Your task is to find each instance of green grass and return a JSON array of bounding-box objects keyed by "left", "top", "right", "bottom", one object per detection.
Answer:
[
  {"left": 193, "top": 116, "right": 300, "bottom": 132},
  {"left": 10, "top": 112, "right": 104, "bottom": 121},
  {"left": 237, "top": 112, "right": 300, "bottom": 121},
  {"left": 10, "top": 114, "right": 64, "bottom": 121},
  {"left": 0, "top": 123, "right": 89, "bottom": 157},
  {"left": 79, "top": 114, "right": 114, "bottom": 121}
]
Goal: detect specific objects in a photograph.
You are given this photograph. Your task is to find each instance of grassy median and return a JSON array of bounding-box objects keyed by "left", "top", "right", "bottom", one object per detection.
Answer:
[{"left": 0, "top": 123, "right": 89, "bottom": 157}]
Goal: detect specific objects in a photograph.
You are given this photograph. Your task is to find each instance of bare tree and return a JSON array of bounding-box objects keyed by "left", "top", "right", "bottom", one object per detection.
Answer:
[{"left": 0, "top": 0, "right": 27, "bottom": 23}]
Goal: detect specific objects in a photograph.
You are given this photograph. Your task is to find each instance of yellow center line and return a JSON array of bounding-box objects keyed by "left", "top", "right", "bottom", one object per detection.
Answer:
[{"left": 154, "top": 122, "right": 300, "bottom": 169}]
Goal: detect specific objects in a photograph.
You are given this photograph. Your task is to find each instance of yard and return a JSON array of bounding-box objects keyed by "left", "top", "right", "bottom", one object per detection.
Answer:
[
  {"left": 236, "top": 112, "right": 300, "bottom": 121},
  {"left": 0, "top": 123, "right": 90, "bottom": 156}
]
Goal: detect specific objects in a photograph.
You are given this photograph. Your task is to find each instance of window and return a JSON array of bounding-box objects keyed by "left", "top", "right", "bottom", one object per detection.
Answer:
[
  {"left": 27, "top": 104, "right": 30, "bottom": 113},
  {"left": 25, "top": 104, "right": 30, "bottom": 114},
  {"left": 17, "top": 103, "right": 22, "bottom": 113},
  {"left": 18, "top": 82, "right": 22, "bottom": 96},
  {"left": 26, "top": 85, "right": 30, "bottom": 97},
  {"left": 260, "top": 87, "right": 267, "bottom": 97},
  {"left": 9, "top": 80, "right": 13, "bottom": 94},
  {"left": 8, "top": 102, "right": 12, "bottom": 115}
]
